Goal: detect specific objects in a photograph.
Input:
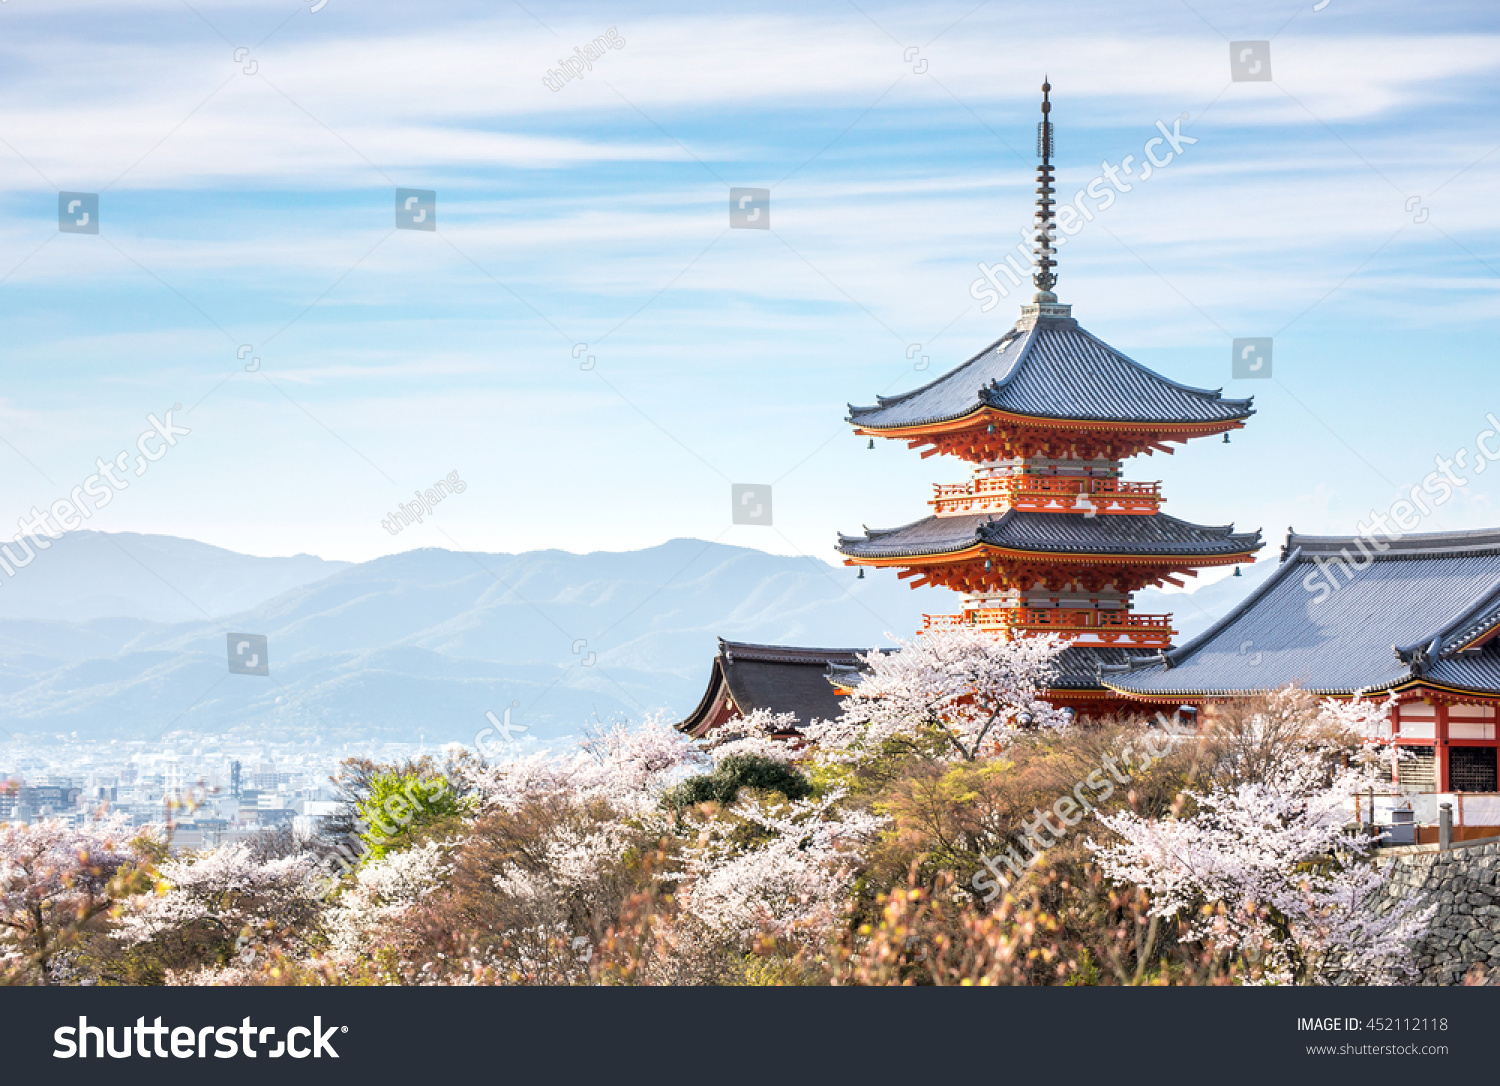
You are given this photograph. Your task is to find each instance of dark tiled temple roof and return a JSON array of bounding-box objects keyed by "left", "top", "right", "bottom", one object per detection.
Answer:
[
  {"left": 848, "top": 313, "right": 1254, "bottom": 430},
  {"left": 838, "top": 513, "right": 992, "bottom": 560},
  {"left": 984, "top": 511, "right": 1262, "bottom": 556},
  {"left": 1104, "top": 528, "right": 1500, "bottom": 698},
  {"left": 1052, "top": 646, "right": 1162, "bottom": 690},
  {"left": 1426, "top": 645, "right": 1500, "bottom": 690},
  {"left": 837, "top": 510, "right": 1262, "bottom": 561},
  {"left": 676, "top": 639, "right": 878, "bottom": 736}
]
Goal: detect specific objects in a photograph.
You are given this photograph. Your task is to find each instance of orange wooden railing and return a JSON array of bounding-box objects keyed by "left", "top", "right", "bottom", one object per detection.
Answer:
[
  {"left": 930, "top": 475, "right": 1162, "bottom": 516},
  {"left": 921, "top": 607, "right": 1176, "bottom": 646}
]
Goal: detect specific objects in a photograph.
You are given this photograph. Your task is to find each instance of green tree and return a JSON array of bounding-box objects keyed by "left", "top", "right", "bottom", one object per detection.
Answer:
[
  {"left": 665, "top": 754, "right": 812, "bottom": 809},
  {"left": 354, "top": 768, "right": 469, "bottom": 862}
]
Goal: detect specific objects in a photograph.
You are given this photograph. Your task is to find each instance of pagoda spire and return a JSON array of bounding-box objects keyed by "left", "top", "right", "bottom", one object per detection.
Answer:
[{"left": 1033, "top": 79, "right": 1059, "bottom": 302}]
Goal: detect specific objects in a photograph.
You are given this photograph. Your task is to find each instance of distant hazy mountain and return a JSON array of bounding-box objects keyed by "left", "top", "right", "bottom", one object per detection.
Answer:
[
  {"left": 0, "top": 534, "right": 939, "bottom": 743},
  {"left": 0, "top": 531, "right": 349, "bottom": 623},
  {"left": 0, "top": 532, "right": 1267, "bottom": 744}
]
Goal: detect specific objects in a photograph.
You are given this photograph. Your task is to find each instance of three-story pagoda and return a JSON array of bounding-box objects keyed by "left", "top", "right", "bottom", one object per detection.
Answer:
[{"left": 836, "top": 82, "right": 1263, "bottom": 715}]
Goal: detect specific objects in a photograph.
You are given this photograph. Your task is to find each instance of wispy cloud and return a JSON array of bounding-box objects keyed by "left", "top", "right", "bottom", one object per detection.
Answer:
[{"left": 0, "top": 0, "right": 1495, "bottom": 569}]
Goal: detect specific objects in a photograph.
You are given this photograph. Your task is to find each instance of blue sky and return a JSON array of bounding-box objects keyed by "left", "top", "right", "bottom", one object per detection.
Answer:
[{"left": 0, "top": 0, "right": 1498, "bottom": 618}]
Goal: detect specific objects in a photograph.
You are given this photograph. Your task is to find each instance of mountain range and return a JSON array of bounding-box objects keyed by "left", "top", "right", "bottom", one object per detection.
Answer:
[{"left": 0, "top": 531, "right": 1271, "bottom": 744}]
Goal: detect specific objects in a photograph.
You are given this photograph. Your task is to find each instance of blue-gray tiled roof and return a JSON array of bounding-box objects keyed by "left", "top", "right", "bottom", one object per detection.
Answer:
[
  {"left": 677, "top": 640, "right": 879, "bottom": 736},
  {"left": 837, "top": 510, "right": 1262, "bottom": 561},
  {"left": 838, "top": 513, "right": 991, "bottom": 560},
  {"left": 1104, "top": 528, "right": 1500, "bottom": 698},
  {"left": 1053, "top": 646, "right": 1163, "bottom": 690},
  {"left": 848, "top": 313, "right": 1254, "bottom": 430}
]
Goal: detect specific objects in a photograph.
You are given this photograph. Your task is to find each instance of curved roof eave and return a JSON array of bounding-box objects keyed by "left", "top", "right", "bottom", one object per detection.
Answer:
[
  {"left": 973, "top": 398, "right": 1256, "bottom": 427},
  {"left": 837, "top": 510, "right": 1264, "bottom": 562},
  {"left": 1103, "top": 680, "right": 1395, "bottom": 700}
]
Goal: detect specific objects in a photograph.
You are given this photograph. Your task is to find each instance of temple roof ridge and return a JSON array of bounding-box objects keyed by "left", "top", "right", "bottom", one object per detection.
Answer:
[
  {"left": 1287, "top": 526, "right": 1500, "bottom": 559},
  {"left": 716, "top": 638, "right": 878, "bottom": 664}
]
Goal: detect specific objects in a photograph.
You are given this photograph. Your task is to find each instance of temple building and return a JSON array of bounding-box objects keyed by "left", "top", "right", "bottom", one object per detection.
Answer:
[
  {"left": 678, "top": 641, "right": 874, "bottom": 740},
  {"left": 835, "top": 82, "right": 1261, "bottom": 717},
  {"left": 1104, "top": 529, "right": 1500, "bottom": 799},
  {"left": 678, "top": 81, "right": 1500, "bottom": 825}
]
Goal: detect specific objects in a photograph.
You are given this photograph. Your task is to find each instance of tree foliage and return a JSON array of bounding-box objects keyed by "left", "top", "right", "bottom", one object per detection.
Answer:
[
  {"left": 664, "top": 754, "right": 813, "bottom": 809},
  {"left": 0, "top": 635, "right": 1433, "bottom": 987},
  {"left": 354, "top": 768, "right": 468, "bottom": 863},
  {"left": 1087, "top": 689, "right": 1428, "bottom": 984},
  {"left": 804, "top": 628, "right": 1069, "bottom": 765},
  {"left": 0, "top": 816, "right": 154, "bottom": 984}
]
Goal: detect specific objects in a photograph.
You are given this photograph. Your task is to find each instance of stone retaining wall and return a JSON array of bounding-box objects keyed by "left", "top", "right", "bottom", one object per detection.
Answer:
[{"left": 1375, "top": 838, "right": 1500, "bottom": 985}]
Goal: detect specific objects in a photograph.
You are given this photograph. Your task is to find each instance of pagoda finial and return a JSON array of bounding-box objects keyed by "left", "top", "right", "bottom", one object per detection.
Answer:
[{"left": 1033, "top": 79, "right": 1059, "bottom": 302}]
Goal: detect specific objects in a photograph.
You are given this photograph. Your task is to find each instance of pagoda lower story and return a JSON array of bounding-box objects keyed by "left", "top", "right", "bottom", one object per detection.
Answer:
[
  {"left": 838, "top": 452, "right": 1260, "bottom": 714},
  {"left": 865, "top": 459, "right": 1253, "bottom": 649}
]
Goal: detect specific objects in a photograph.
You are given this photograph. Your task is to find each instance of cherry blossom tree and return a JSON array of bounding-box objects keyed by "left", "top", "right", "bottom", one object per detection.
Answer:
[
  {"left": 0, "top": 815, "right": 146, "bottom": 983},
  {"left": 673, "top": 791, "right": 885, "bottom": 946},
  {"left": 1088, "top": 690, "right": 1429, "bottom": 985},
  {"left": 465, "top": 714, "right": 708, "bottom": 814},
  {"left": 804, "top": 627, "right": 1069, "bottom": 765},
  {"left": 116, "top": 841, "right": 323, "bottom": 970},
  {"left": 457, "top": 713, "right": 884, "bottom": 964},
  {"left": 699, "top": 708, "right": 801, "bottom": 765},
  {"left": 324, "top": 840, "right": 451, "bottom": 963},
  {"left": 438, "top": 717, "right": 708, "bottom": 981},
  {"left": 479, "top": 814, "right": 645, "bottom": 983}
]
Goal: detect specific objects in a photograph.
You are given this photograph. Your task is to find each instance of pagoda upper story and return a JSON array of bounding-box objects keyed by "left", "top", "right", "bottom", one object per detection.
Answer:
[
  {"left": 836, "top": 82, "right": 1262, "bottom": 672},
  {"left": 847, "top": 300, "right": 1254, "bottom": 461}
]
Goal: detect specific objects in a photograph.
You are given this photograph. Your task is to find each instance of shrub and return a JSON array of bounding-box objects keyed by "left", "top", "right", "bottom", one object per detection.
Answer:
[{"left": 665, "top": 754, "right": 813, "bottom": 808}]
